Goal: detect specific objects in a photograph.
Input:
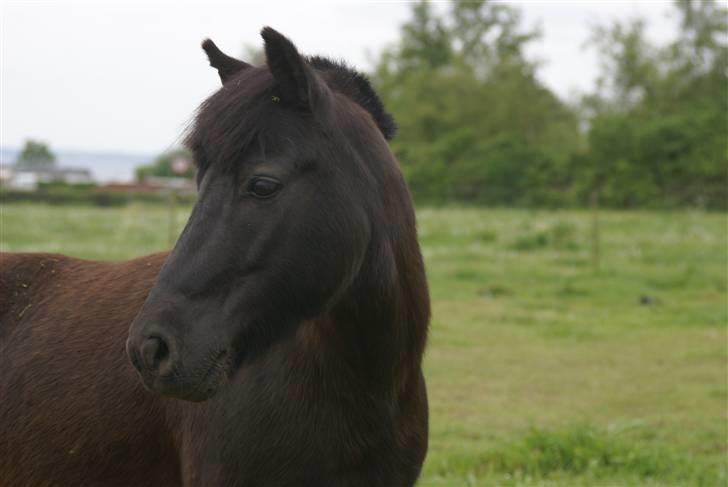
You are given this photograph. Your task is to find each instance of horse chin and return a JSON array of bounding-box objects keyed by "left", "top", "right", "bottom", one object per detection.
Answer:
[{"left": 142, "top": 350, "right": 233, "bottom": 402}]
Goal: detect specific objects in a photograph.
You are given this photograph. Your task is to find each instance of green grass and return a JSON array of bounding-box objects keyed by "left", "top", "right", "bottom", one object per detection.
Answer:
[{"left": 1, "top": 203, "right": 726, "bottom": 486}]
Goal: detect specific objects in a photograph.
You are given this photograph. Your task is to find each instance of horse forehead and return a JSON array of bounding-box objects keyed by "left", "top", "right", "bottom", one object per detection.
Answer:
[{"left": 191, "top": 74, "right": 378, "bottom": 173}]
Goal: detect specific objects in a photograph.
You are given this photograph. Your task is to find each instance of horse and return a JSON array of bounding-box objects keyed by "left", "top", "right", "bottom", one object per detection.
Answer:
[{"left": 0, "top": 27, "right": 430, "bottom": 486}]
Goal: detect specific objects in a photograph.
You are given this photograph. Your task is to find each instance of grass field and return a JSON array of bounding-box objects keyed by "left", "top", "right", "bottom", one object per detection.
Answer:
[{"left": 1, "top": 203, "right": 726, "bottom": 486}]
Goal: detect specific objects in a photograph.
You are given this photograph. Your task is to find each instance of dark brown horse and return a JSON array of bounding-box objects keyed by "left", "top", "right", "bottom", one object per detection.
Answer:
[{"left": 0, "top": 28, "right": 430, "bottom": 486}]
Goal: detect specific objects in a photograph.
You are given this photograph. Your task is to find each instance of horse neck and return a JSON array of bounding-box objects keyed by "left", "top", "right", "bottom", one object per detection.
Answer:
[{"left": 322, "top": 225, "right": 430, "bottom": 396}]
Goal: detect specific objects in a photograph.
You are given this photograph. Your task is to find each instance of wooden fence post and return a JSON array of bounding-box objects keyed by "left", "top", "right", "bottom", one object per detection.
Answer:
[
  {"left": 591, "top": 190, "right": 601, "bottom": 273},
  {"left": 168, "top": 189, "right": 177, "bottom": 247}
]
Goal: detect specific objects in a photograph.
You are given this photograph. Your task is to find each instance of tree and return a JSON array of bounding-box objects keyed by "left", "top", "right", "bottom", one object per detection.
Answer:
[
  {"left": 370, "top": 0, "right": 726, "bottom": 209},
  {"left": 373, "top": 0, "right": 580, "bottom": 205},
  {"left": 16, "top": 139, "right": 55, "bottom": 168},
  {"left": 583, "top": 0, "right": 727, "bottom": 209},
  {"left": 241, "top": 44, "right": 265, "bottom": 66}
]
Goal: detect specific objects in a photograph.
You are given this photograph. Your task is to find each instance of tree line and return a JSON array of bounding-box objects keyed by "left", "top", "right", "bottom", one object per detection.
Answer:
[{"left": 372, "top": 0, "right": 727, "bottom": 209}]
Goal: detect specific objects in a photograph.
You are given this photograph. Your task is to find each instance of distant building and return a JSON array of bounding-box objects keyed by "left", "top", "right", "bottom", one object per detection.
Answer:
[
  {"left": 0, "top": 165, "right": 13, "bottom": 183},
  {"left": 0, "top": 164, "right": 94, "bottom": 191}
]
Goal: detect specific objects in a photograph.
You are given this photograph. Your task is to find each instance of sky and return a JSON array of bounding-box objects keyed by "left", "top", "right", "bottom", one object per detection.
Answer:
[{"left": 1, "top": 0, "right": 678, "bottom": 156}]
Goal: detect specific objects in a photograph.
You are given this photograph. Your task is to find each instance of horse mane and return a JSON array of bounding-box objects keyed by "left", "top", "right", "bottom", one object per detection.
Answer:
[
  {"left": 186, "top": 56, "right": 395, "bottom": 175},
  {"left": 306, "top": 56, "right": 396, "bottom": 140}
]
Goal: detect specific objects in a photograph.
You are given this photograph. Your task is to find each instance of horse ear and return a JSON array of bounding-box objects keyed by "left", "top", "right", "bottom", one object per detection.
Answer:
[
  {"left": 261, "top": 27, "right": 329, "bottom": 109},
  {"left": 201, "top": 39, "right": 251, "bottom": 84}
]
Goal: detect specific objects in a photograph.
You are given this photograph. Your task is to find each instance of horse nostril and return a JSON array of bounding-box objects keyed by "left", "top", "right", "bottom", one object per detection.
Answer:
[{"left": 140, "top": 336, "right": 170, "bottom": 374}]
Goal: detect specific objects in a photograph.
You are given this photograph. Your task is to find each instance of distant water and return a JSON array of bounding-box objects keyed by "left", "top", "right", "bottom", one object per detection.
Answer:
[{"left": 0, "top": 146, "right": 154, "bottom": 183}]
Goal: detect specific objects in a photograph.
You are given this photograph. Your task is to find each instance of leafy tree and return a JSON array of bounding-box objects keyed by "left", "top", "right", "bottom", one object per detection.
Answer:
[
  {"left": 16, "top": 139, "right": 55, "bottom": 168},
  {"left": 373, "top": 0, "right": 580, "bottom": 205},
  {"left": 376, "top": 0, "right": 452, "bottom": 76},
  {"left": 370, "top": 0, "right": 725, "bottom": 209},
  {"left": 241, "top": 44, "right": 265, "bottom": 66},
  {"left": 583, "top": 0, "right": 727, "bottom": 209}
]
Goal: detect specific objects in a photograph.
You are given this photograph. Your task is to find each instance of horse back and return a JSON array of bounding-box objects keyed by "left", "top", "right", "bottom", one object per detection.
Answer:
[
  {"left": 0, "top": 252, "right": 164, "bottom": 345},
  {"left": 0, "top": 252, "right": 181, "bottom": 487}
]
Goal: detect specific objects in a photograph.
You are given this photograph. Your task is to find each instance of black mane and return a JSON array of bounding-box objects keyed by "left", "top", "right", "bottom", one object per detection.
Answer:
[
  {"left": 308, "top": 56, "right": 396, "bottom": 140},
  {"left": 187, "top": 56, "right": 396, "bottom": 175}
]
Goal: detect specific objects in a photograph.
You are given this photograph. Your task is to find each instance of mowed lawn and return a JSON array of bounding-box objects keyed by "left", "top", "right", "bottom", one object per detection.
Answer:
[{"left": 1, "top": 203, "right": 726, "bottom": 486}]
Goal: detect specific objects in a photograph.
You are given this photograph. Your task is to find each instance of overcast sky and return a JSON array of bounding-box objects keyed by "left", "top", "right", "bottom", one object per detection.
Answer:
[{"left": 1, "top": 0, "right": 677, "bottom": 155}]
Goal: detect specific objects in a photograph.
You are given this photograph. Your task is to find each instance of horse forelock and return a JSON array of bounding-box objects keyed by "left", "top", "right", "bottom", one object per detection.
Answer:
[{"left": 185, "top": 57, "right": 395, "bottom": 176}]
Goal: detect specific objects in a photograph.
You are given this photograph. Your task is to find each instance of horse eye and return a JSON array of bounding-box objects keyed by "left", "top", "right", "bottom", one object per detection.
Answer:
[{"left": 248, "top": 177, "right": 282, "bottom": 198}]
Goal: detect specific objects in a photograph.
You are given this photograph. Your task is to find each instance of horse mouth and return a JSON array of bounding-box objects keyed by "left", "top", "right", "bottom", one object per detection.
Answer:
[{"left": 142, "top": 349, "right": 232, "bottom": 402}]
